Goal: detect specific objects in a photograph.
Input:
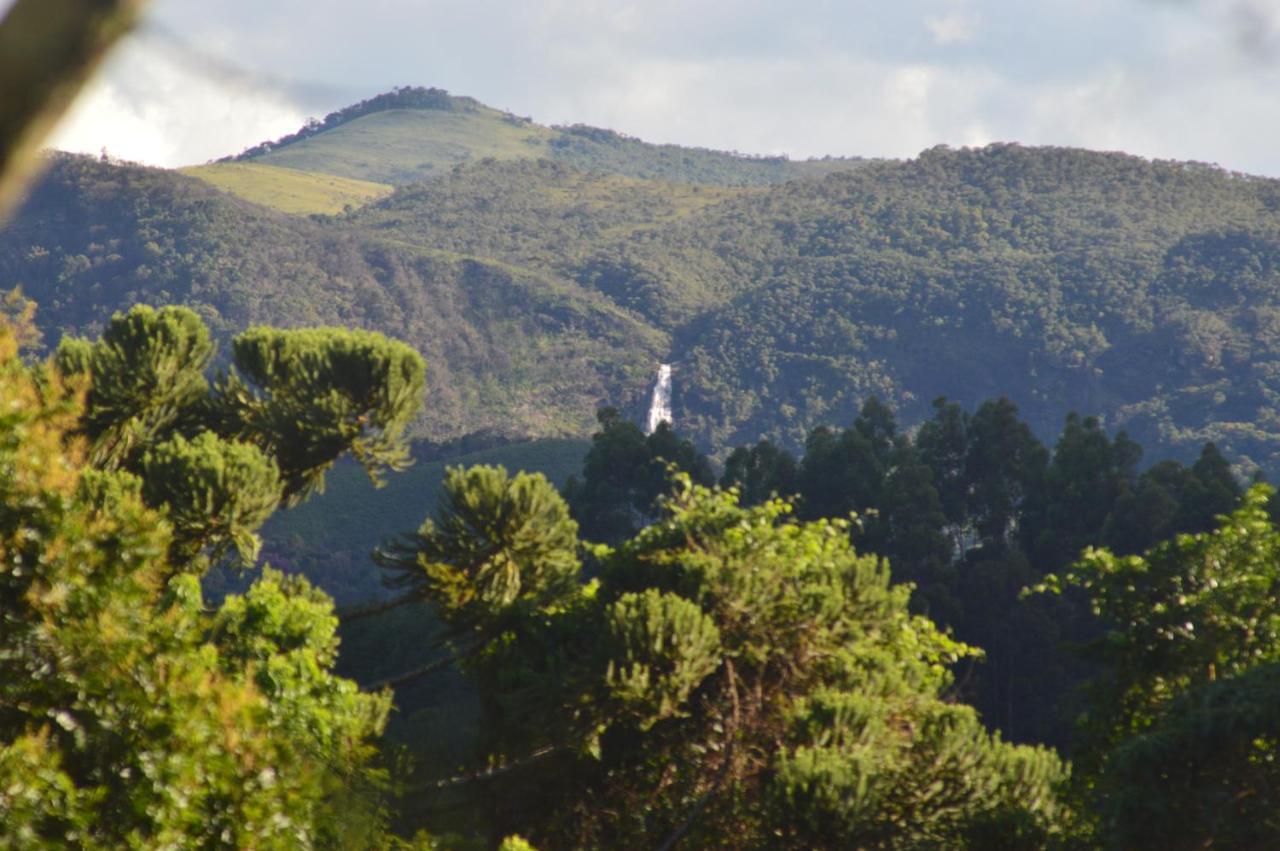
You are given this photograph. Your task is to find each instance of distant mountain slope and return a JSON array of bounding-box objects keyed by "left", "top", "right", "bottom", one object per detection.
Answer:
[
  {"left": 2, "top": 154, "right": 664, "bottom": 440},
  {"left": 247, "top": 107, "right": 559, "bottom": 184},
  {"left": 15, "top": 132, "right": 1280, "bottom": 473},
  {"left": 350, "top": 159, "right": 760, "bottom": 327},
  {"left": 224, "top": 86, "right": 870, "bottom": 189},
  {"left": 348, "top": 144, "right": 1280, "bottom": 469},
  {"left": 662, "top": 147, "right": 1280, "bottom": 465},
  {"left": 179, "top": 162, "right": 392, "bottom": 215}
]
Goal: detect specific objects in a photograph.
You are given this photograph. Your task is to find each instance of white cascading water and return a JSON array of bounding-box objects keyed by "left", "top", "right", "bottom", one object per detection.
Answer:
[{"left": 645, "top": 363, "right": 673, "bottom": 434}]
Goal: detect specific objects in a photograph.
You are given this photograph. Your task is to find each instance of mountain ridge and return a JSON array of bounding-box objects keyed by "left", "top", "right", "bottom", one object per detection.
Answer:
[
  {"left": 211, "top": 85, "right": 872, "bottom": 191},
  {"left": 14, "top": 89, "right": 1280, "bottom": 473}
]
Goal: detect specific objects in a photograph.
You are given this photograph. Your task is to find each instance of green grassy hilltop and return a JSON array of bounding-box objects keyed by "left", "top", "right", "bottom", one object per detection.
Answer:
[{"left": 180, "top": 161, "right": 392, "bottom": 214}]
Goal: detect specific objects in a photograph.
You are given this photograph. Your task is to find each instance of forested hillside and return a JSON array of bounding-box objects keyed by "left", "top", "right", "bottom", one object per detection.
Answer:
[
  {"left": 1, "top": 154, "right": 663, "bottom": 440},
  {"left": 9, "top": 90, "right": 1280, "bottom": 474}
]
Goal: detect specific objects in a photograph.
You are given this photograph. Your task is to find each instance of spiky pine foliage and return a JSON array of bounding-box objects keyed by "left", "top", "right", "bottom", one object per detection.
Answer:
[
  {"left": 386, "top": 469, "right": 1075, "bottom": 848},
  {"left": 53, "top": 305, "right": 426, "bottom": 561},
  {"left": 0, "top": 323, "right": 395, "bottom": 848}
]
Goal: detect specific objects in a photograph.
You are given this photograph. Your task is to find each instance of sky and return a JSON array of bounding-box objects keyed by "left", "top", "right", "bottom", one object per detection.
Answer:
[{"left": 32, "top": 0, "right": 1280, "bottom": 176}]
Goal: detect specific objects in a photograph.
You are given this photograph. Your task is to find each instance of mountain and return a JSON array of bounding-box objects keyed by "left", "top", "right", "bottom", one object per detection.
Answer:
[
  {"left": 2, "top": 153, "right": 664, "bottom": 440},
  {"left": 11, "top": 88, "right": 1280, "bottom": 473},
  {"left": 190, "top": 86, "right": 868, "bottom": 213}
]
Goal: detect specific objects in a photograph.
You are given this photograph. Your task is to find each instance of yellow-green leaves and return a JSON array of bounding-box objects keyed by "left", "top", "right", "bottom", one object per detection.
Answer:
[
  {"left": 57, "top": 305, "right": 213, "bottom": 470},
  {"left": 378, "top": 464, "right": 581, "bottom": 631},
  {"left": 605, "top": 589, "right": 721, "bottom": 729}
]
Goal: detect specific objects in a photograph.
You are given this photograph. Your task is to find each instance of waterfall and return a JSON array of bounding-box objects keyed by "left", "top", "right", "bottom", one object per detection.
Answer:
[{"left": 645, "top": 364, "right": 673, "bottom": 434}]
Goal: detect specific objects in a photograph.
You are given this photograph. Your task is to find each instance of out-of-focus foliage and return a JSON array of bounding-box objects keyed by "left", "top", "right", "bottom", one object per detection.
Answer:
[{"left": 0, "top": 0, "right": 143, "bottom": 215}]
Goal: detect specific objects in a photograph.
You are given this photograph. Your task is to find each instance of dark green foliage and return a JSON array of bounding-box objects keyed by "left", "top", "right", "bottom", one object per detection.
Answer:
[
  {"left": 377, "top": 465, "right": 581, "bottom": 635},
  {"left": 386, "top": 471, "right": 1073, "bottom": 848},
  {"left": 1037, "top": 485, "right": 1280, "bottom": 848},
  {"left": 1040, "top": 486, "right": 1280, "bottom": 750},
  {"left": 964, "top": 399, "right": 1049, "bottom": 547},
  {"left": 719, "top": 438, "right": 799, "bottom": 504},
  {"left": 217, "top": 325, "right": 426, "bottom": 501},
  {"left": 55, "top": 304, "right": 213, "bottom": 469},
  {"left": 562, "top": 408, "right": 715, "bottom": 543},
  {"left": 1099, "top": 662, "right": 1280, "bottom": 851},
  {"left": 693, "top": 396, "right": 1246, "bottom": 749},
  {"left": 796, "top": 397, "right": 897, "bottom": 522}
]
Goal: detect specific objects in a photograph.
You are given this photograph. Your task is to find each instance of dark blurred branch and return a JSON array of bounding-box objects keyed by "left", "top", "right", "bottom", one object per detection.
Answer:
[{"left": 0, "top": 0, "right": 146, "bottom": 216}]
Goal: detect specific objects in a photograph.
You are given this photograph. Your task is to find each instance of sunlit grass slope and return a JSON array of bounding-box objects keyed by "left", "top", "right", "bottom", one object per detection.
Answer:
[
  {"left": 250, "top": 108, "right": 559, "bottom": 184},
  {"left": 180, "top": 162, "right": 393, "bottom": 215}
]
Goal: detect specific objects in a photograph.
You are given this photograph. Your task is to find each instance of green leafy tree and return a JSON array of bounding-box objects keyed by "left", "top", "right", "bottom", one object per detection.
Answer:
[
  {"left": 719, "top": 438, "right": 799, "bottom": 506},
  {"left": 387, "top": 469, "right": 1075, "bottom": 848},
  {"left": 53, "top": 305, "right": 426, "bottom": 561},
  {"left": 563, "top": 408, "right": 714, "bottom": 543},
  {"left": 0, "top": 325, "right": 398, "bottom": 847},
  {"left": 141, "top": 431, "right": 281, "bottom": 568},
  {"left": 1037, "top": 484, "right": 1280, "bottom": 848}
]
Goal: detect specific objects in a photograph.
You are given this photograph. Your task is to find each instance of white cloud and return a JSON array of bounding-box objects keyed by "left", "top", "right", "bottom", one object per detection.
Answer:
[
  {"left": 925, "top": 4, "right": 980, "bottom": 46},
  {"left": 50, "top": 32, "right": 305, "bottom": 168}
]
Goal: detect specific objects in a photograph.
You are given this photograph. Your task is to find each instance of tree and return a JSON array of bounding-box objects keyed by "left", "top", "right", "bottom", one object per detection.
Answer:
[
  {"left": 1037, "top": 485, "right": 1280, "bottom": 848},
  {"left": 719, "top": 438, "right": 799, "bottom": 506},
  {"left": 386, "top": 470, "right": 1076, "bottom": 848},
  {"left": 795, "top": 396, "right": 894, "bottom": 522},
  {"left": 963, "top": 398, "right": 1047, "bottom": 549},
  {"left": 0, "top": 323, "right": 397, "bottom": 847},
  {"left": 563, "top": 408, "right": 714, "bottom": 543},
  {"left": 1022, "top": 414, "right": 1140, "bottom": 573},
  {"left": 54, "top": 305, "right": 426, "bottom": 562}
]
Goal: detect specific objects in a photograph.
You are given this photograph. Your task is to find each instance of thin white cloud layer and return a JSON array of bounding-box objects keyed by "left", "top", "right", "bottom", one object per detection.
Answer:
[
  {"left": 33, "top": 0, "right": 1280, "bottom": 175},
  {"left": 926, "top": 2, "right": 981, "bottom": 46}
]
